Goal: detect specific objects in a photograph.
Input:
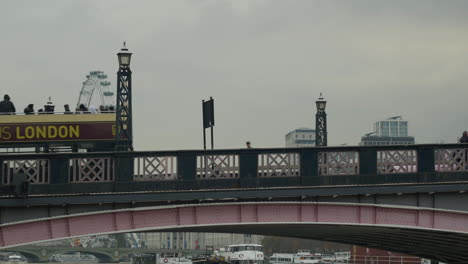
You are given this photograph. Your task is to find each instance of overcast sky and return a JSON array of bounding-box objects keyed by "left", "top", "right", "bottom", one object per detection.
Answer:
[{"left": 1, "top": 1, "right": 467, "bottom": 150}]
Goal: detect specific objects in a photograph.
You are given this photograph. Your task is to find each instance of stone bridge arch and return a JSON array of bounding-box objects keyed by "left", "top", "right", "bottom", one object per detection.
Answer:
[{"left": 2, "top": 202, "right": 468, "bottom": 263}]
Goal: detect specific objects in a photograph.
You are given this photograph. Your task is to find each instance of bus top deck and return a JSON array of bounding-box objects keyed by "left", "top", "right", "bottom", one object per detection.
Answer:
[{"left": 0, "top": 112, "right": 116, "bottom": 153}]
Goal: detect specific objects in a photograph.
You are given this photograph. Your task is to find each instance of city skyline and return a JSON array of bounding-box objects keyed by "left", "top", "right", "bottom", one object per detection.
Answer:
[{"left": 1, "top": 1, "right": 467, "bottom": 150}]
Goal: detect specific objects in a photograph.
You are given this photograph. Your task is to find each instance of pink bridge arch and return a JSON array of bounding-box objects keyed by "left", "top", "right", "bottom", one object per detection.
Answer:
[{"left": 2, "top": 202, "right": 468, "bottom": 248}]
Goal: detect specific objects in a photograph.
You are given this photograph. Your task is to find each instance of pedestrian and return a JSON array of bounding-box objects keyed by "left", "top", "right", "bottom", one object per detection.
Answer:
[
  {"left": 460, "top": 131, "right": 468, "bottom": 143},
  {"left": 460, "top": 131, "right": 468, "bottom": 168},
  {"left": 246, "top": 141, "right": 252, "bottom": 148},
  {"left": 24, "top": 104, "right": 34, "bottom": 115},
  {"left": 0, "top": 94, "right": 16, "bottom": 114},
  {"left": 64, "top": 104, "right": 72, "bottom": 114}
]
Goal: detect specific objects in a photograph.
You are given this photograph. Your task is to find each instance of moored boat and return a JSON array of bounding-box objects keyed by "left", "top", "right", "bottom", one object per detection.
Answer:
[
  {"left": 268, "top": 253, "right": 294, "bottom": 264},
  {"left": 292, "top": 250, "right": 322, "bottom": 264},
  {"left": 158, "top": 253, "right": 191, "bottom": 264},
  {"left": 6, "top": 254, "right": 27, "bottom": 264},
  {"left": 218, "top": 244, "right": 265, "bottom": 264}
]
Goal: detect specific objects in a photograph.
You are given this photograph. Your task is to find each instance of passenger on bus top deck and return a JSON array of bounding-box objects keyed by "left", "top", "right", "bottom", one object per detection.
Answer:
[
  {"left": 44, "top": 97, "right": 55, "bottom": 114},
  {"left": 79, "top": 104, "right": 89, "bottom": 114},
  {"left": 89, "top": 105, "right": 98, "bottom": 114},
  {"left": 24, "top": 104, "right": 34, "bottom": 115},
  {"left": 64, "top": 104, "right": 72, "bottom": 114},
  {"left": 0, "top": 94, "right": 16, "bottom": 115}
]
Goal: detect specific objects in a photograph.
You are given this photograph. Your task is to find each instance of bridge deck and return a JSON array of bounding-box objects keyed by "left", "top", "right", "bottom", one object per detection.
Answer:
[{"left": 0, "top": 144, "right": 467, "bottom": 263}]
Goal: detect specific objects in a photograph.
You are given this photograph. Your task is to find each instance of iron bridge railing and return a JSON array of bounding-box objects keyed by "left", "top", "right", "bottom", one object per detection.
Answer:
[{"left": 0, "top": 144, "right": 467, "bottom": 195}]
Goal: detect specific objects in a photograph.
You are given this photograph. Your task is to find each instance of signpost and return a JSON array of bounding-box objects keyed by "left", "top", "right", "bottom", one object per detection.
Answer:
[{"left": 202, "top": 97, "right": 215, "bottom": 150}]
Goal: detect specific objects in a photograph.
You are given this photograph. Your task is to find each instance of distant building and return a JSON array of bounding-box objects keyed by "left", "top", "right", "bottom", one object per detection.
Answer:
[
  {"left": 360, "top": 116, "right": 415, "bottom": 146},
  {"left": 285, "top": 128, "right": 316, "bottom": 147},
  {"left": 374, "top": 116, "right": 408, "bottom": 137},
  {"left": 143, "top": 232, "right": 263, "bottom": 250}
]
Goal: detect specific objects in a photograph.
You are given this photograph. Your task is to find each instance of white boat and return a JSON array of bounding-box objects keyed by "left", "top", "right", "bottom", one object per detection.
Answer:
[
  {"left": 218, "top": 243, "right": 265, "bottom": 264},
  {"left": 158, "top": 253, "right": 191, "bottom": 264},
  {"left": 292, "top": 250, "right": 322, "bottom": 264},
  {"left": 320, "top": 251, "right": 350, "bottom": 264},
  {"left": 6, "top": 254, "right": 27, "bottom": 264},
  {"left": 333, "top": 251, "right": 350, "bottom": 263},
  {"left": 51, "top": 252, "right": 98, "bottom": 263},
  {"left": 269, "top": 253, "right": 294, "bottom": 264},
  {"left": 8, "top": 254, "right": 22, "bottom": 261}
]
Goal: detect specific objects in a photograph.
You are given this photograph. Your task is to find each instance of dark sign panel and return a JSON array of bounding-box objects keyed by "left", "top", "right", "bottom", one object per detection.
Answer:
[{"left": 203, "top": 98, "right": 215, "bottom": 128}]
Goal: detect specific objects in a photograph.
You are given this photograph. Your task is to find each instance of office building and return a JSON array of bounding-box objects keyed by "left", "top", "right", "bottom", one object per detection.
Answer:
[
  {"left": 360, "top": 116, "right": 415, "bottom": 146},
  {"left": 285, "top": 128, "right": 316, "bottom": 147},
  {"left": 144, "top": 232, "right": 263, "bottom": 250}
]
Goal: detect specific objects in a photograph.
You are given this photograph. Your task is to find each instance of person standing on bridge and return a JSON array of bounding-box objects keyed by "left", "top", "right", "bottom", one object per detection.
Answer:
[
  {"left": 460, "top": 131, "right": 468, "bottom": 143},
  {"left": 0, "top": 94, "right": 16, "bottom": 114},
  {"left": 458, "top": 131, "right": 468, "bottom": 169}
]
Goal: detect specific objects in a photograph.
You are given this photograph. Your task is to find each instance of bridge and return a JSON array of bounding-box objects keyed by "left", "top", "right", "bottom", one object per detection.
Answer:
[
  {"left": 0, "top": 144, "right": 468, "bottom": 263},
  {"left": 0, "top": 246, "right": 206, "bottom": 263}
]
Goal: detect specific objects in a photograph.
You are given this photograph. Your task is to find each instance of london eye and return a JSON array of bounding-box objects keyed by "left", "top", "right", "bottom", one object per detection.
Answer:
[{"left": 77, "top": 71, "right": 115, "bottom": 110}]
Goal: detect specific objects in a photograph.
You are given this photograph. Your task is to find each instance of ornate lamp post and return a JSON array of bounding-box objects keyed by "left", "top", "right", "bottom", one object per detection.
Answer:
[
  {"left": 115, "top": 42, "right": 133, "bottom": 151},
  {"left": 315, "top": 93, "right": 327, "bottom": 146}
]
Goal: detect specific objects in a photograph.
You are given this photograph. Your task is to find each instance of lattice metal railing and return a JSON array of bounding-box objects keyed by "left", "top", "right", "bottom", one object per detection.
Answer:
[
  {"left": 319, "top": 151, "right": 359, "bottom": 175},
  {"left": 134, "top": 156, "right": 177, "bottom": 181},
  {"left": 258, "top": 153, "right": 300, "bottom": 177},
  {"left": 197, "top": 155, "right": 239, "bottom": 179},
  {"left": 70, "top": 158, "right": 114, "bottom": 183},
  {"left": 2, "top": 159, "right": 49, "bottom": 185},
  {"left": 435, "top": 148, "right": 468, "bottom": 172},
  {"left": 377, "top": 150, "right": 417, "bottom": 174}
]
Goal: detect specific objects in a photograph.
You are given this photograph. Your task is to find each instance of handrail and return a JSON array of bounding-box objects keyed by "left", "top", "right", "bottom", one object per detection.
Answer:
[
  {"left": 0, "top": 143, "right": 464, "bottom": 159},
  {"left": 0, "top": 143, "right": 466, "bottom": 195}
]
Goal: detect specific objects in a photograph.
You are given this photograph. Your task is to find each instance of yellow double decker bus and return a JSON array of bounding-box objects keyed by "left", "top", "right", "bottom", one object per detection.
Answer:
[{"left": 0, "top": 113, "right": 117, "bottom": 153}]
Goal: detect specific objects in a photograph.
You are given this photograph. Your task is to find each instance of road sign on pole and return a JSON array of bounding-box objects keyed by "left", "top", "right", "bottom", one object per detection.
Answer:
[{"left": 202, "top": 97, "right": 215, "bottom": 150}]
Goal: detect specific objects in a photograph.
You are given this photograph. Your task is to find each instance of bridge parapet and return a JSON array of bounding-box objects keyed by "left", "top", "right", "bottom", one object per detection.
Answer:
[{"left": 0, "top": 144, "right": 467, "bottom": 196}]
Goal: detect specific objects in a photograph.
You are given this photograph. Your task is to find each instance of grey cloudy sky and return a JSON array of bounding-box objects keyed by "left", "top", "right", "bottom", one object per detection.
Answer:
[{"left": 1, "top": 0, "right": 467, "bottom": 150}]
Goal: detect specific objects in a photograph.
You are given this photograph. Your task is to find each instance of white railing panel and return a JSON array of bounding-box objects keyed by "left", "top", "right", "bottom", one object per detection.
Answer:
[
  {"left": 258, "top": 153, "right": 300, "bottom": 177},
  {"left": 377, "top": 150, "right": 417, "bottom": 174},
  {"left": 435, "top": 148, "right": 468, "bottom": 172},
  {"left": 70, "top": 158, "right": 114, "bottom": 183},
  {"left": 3, "top": 159, "right": 49, "bottom": 185},
  {"left": 134, "top": 156, "right": 177, "bottom": 181},
  {"left": 319, "top": 151, "right": 359, "bottom": 175},
  {"left": 197, "top": 155, "right": 239, "bottom": 179}
]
